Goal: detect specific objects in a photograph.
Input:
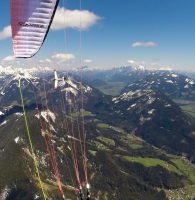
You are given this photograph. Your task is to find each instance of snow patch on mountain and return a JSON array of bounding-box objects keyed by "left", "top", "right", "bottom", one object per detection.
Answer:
[
  {"left": 66, "top": 77, "right": 78, "bottom": 90},
  {"left": 122, "top": 71, "right": 195, "bottom": 100},
  {"left": 0, "top": 186, "right": 11, "bottom": 200},
  {"left": 13, "top": 71, "right": 34, "bottom": 82},
  {"left": 35, "top": 109, "right": 57, "bottom": 137},
  {"left": 147, "top": 96, "right": 156, "bottom": 104},
  {"left": 171, "top": 74, "right": 178, "bottom": 78},
  {"left": 14, "top": 136, "right": 24, "bottom": 144},
  {"left": 131, "top": 103, "right": 136, "bottom": 108},
  {"left": 148, "top": 109, "right": 155, "bottom": 115},
  {"left": 36, "top": 109, "right": 56, "bottom": 124},
  {"left": 166, "top": 80, "right": 173, "bottom": 84},
  {"left": 84, "top": 85, "right": 92, "bottom": 93},
  {"left": 62, "top": 87, "right": 78, "bottom": 96},
  {"left": 14, "top": 112, "right": 23, "bottom": 117},
  {"left": 184, "top": 85, "right": 189, "bottom": 89},
  {"left": 140, "top": 116, "right": 152, "bottom": 124},
  {"left": 0, "top": 120, "right": 8, "bottom": 126}
]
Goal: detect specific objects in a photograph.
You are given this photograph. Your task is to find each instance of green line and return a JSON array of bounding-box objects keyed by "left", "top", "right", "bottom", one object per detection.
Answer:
[{"left": 18, "top": 79, "right": 47, "bottom": 200}]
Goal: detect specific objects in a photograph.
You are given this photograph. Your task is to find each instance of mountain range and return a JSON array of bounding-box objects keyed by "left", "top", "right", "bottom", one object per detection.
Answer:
[{"left": 1, "top": 66, "right": 195, "bottom": 199}]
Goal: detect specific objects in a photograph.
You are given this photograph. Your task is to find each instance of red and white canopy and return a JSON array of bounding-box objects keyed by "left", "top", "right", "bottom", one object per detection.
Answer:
[{"left": 11, "top": 0, "right": 59, "bottom": 58}]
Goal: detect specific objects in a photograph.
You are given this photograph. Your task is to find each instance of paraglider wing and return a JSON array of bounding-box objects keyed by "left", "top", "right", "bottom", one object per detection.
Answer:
[{"left": 11, "top": 0, "right": 59, "bottom": 58}]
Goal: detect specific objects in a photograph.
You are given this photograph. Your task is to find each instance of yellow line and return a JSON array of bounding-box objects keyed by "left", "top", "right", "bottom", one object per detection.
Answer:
[{"left": 19, "top": 79, "right": 47, "bottom": 200}]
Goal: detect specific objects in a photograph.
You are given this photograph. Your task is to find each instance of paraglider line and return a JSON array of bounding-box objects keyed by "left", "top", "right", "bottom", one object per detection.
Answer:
[{"left": 18, "top": 79, "right": 47, "bottom": 200}]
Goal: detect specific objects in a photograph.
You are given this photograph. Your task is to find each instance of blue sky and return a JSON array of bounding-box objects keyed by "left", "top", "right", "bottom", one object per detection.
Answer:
[{"left": 0, "top": 0, "right": 195, "bottom": 71}]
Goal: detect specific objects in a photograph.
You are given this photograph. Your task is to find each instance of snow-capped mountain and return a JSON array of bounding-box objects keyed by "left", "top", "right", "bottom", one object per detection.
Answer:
[
  {"left": 0, "top": 67, "right": 41, "bottom": 107},
  {"left": 113, "top": 88, "right": 195, "bottom": 160},
  {"left": 123, "top": 71, "right": 195, "bottom": 100},
  {"left": 0, "top": 68, "right": 96, "bottom": 125},
  {"left": 2, "top": 67, "right": 195, "bottom": 199},
  {"left": 73, "top": 66, "right": 149, "bottom": 84}
]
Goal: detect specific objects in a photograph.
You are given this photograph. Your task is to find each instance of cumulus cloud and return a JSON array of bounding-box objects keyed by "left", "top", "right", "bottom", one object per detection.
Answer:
[
  {"left": 0, "top": 7, "right": 100, "bottom": 41},
  {"left": 3, "top": 55, "right": 15, "bottom": 62},
  {"left": 83, "top": 59, "right": 93, "bottom": 63},
  {"left": 52, "top": 7, "right": 100, "bottom": 30},
  {"left": 0, "top": 25, "right": 12, "bottom": 40},
  {"left": 131, "top": 41, "right": 158, "bottom": 48},
  {"left": 52, "top": 53, "right": 75, "bottom": 62}
]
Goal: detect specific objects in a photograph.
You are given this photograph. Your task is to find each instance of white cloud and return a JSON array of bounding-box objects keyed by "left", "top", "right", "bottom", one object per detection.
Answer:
[
  {"left": 52, "top": 53, "right": 75, "bottom": 62},
  {"left": 159, "top": 66, "right": 173, "bottom": 71},
  {"left": 127, "top": 60, "right": 136, "bottom": 64},
  {"left": 83, "top": 59, "right": 92, "bottom": 63},
  {"left": 0, "top": 7, "right": 100, "bottom": 41},
  {"left": 39, "top": 58, "right": 52, "bottom": 63},
  {"left": 52, "top": 7, "right": 100, "bottom": 30},
  {"left": 45, "top": 58, "right": 51, "bottom": 63},
  {"left": 131, "top": 41, "right": 158, "bottom": 48},
  {"left": 0, "top": 25, "right": 11, "bottom": 40},
  {"left": 3, "top": 55, "right": 15, "bottom": 62}
]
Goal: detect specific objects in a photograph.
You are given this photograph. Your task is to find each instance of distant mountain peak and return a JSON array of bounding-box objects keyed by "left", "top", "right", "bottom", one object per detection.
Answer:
[{"left": 122, "top": 71, "right": 195, "bottom": 100}]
